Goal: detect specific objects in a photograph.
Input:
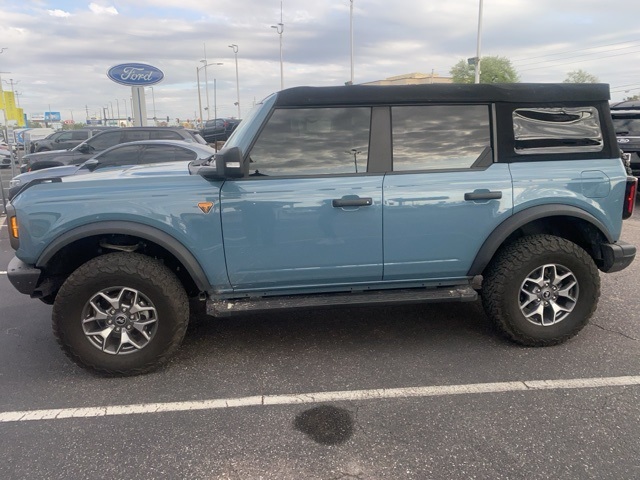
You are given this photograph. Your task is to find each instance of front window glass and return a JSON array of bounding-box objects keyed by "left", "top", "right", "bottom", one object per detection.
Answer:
[
  {"left": 95, "top": 145, "right": 142, "bottom": 167},
  {"left": 392, "top": 105, "right": 491, "bottom": 171},
  {"left": 513, "top": 107, "right": 603, "bottom": 154},
  {"left": 248, "top": 107, "right": 371, "bottom": 176}
]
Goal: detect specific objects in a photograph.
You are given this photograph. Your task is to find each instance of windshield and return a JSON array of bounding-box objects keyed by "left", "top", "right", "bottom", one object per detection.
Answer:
[
  {"left": 223, "top": 93, "right": 277, "bottom": 153},
  {"left": 612, "top": 116, "right": 640, "bottom": 135}
]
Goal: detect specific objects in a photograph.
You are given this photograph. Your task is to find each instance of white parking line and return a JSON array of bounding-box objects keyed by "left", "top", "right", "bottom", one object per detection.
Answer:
[{"left": 1, "top": 375, "right": 638, "bottom": 423}]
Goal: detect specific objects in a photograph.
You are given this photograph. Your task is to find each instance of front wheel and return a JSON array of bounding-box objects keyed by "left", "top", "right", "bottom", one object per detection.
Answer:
[
  {"left": 482, "top": 235, "right": 600, "bottom": 346},
  {"left": 52, "top": 253, "right": 189, "bottom": 375}
]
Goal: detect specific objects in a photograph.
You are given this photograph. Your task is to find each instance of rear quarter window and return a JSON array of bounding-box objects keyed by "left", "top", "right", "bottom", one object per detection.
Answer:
[{"left": 513, "top": 107, "right": 603, "bottom": 155}]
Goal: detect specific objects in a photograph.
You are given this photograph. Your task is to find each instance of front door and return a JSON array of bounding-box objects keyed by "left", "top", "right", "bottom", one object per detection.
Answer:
[{"left": 220, "top": 106, "right": 383, "bottom": 291}]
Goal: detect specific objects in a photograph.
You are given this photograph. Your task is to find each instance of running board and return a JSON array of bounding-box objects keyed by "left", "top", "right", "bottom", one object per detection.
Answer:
[{"left": 207, "top": 285, "right": 478, "bottom": 317}]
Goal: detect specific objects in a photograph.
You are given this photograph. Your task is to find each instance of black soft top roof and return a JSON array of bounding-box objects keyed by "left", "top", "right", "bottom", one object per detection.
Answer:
[{"left": 274, "top": 83, "right": 611, "bottom": 107}]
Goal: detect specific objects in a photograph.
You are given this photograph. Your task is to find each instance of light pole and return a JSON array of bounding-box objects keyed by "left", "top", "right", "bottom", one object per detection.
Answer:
[
  {"left": 229, "top": 44, "right": 241, "bottom": 118},
  {"left": 147, "top": 86, "right": 157, "bottom": 126},
  {"left": 122, "top": 98, "right": 128, "bottom": 126},
  {"left": 271, "top": 1, "right": 284, "bottom": 90},
  {"left": 349, "top": 0, "right": 354, "bottom": 85},
  {"left": 474, "top": 0, "right": 484, "bottom": 84},
  {"left": 115, "top": 98, "right": 120, "bottom": 124},
  {"left": 197, "top": 62, "right": 222, "bottom": 125},
  {"left": 109, "top": 101, "right": 114, "bottom": 126}
]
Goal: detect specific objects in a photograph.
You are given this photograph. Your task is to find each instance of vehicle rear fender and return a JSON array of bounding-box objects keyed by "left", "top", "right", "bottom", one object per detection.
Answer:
[{"left": 468, "top": 205, "right": 613, "bottom": 276}]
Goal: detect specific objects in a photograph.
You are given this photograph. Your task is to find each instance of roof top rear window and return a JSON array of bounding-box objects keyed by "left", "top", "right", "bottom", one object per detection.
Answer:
[{"left": 512, "top": 107, "right": 603, "bottom": 155}]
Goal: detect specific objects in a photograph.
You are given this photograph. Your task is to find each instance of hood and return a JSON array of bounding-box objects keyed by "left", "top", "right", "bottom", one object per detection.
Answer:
[
  {"left": 12, "top": 165, "right": 82, "bottom": 185},
  {"left": 61, "top": 161, "right": 193, "bottom": 183},
  {"left": 24, "top": 149, "right": 78, "bottom": 161}
]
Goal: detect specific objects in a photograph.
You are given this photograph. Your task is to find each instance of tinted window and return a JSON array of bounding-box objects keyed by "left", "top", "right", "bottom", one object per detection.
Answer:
[
  {"left": 123, "top": 130, "right": 151, "bottom": 142},
  {"left": 513, "top": 107, "right": 603, "bottom": 155},
  {"left": 248, "top": 107, "right": 371, "bottom": 176},
  {"left": 149, "top": 130, "right": 183, "bottom": 140},
  {"left": 57, "top": 132, "right": 74, "bottom": 141},
  {"left": 392, "top": 105, "right": 491, "bottom": 171},
  {"left": 87, "top": 131, "right": 122, "bottom": 150},
  {"left": 612, "top": 115, "right": 640, "bottom": 135},
  {"left": 95, "top": 145, "right": 142, "bottom": 167},
  {"left": 71, "top": 131, "right": 89, "bottom": 140},
  {"left": 138, "top": 145, "right": 195, "bottom": 164}
]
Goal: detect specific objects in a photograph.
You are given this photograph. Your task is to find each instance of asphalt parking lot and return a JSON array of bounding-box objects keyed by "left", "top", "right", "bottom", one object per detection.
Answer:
[{"left": 0, "top": 177, "right": 639, "bottom": 479}]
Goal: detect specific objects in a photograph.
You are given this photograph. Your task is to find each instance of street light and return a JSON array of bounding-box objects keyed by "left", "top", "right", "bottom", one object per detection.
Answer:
[
  {"left": 147, "top": 86, "right": 157, "bottom": 126},
  {"left": 115, "top": 99, "right": 120, "bottom": 124},
  {"left": 229, "top": 44, "right": 241, "bottom": 118},
  {"left": 349, "top": 0, "right": 354, "bottom": 85},
  {"left": 474, "top": 0, "right": 484, "bottom": 84},
  {"left": 271, "top": 1, "right": 284, "bottom": 90},
  {"left": 197, "top": 62, "right": 222, "bottom": 125},
  {"left": 122, "top": 98, "right": 128, "bottom": 126}
]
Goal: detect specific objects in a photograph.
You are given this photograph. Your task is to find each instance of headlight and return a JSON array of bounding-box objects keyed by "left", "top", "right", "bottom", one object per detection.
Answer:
[{"left": 9, "top": 178, "right": 21, "bottom": 188}]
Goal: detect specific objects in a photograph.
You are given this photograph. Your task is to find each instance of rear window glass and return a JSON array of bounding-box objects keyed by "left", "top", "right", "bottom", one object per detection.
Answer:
[{"left": 513, "top": 107, "right": 603, "bottom": 155}]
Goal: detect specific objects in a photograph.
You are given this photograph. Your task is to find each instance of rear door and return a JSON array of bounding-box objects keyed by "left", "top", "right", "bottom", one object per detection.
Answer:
[{"left": 382, "top": 104, "right": 513, "bottom": 280}]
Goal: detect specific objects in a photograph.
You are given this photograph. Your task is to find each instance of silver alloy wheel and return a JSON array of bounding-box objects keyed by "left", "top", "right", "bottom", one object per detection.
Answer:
[
  {"left": 81, "top": 287, "right": 159, "bottom": 355},
  {"left": 519, "top": 263, "right": 579, "bottom": 327}
]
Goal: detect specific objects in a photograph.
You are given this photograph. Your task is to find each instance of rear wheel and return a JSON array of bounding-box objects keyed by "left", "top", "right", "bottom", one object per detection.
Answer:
[
  {"left": 482, "top": 235, "right": 600, "bottom": 346},
  {"left": 52, "top": 252, "right": 189, "bottom": 375}
]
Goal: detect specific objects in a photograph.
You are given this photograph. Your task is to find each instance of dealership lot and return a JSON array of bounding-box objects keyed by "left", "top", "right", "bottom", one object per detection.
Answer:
[{"left": 0, "top": 193, "right": 639, "bottom": 478}]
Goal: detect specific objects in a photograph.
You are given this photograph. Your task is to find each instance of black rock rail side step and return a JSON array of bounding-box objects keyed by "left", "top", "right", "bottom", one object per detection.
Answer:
[{"left": 207, "top": 285, "right": 478, "bottom": 317}]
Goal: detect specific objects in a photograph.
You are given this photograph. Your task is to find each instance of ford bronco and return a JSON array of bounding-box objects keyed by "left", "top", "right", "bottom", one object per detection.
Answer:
[{"left": 6, "top": 83, "right": 637, "bottom": 375}]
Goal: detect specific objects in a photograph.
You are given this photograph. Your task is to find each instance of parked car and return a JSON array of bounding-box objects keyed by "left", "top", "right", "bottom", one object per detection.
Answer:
[
  {"left": 29, "top": 128, "right": 116, "bottom": 153},
  {"left": 200, "top": 117, "right": 241, "bottom": 143},
  {"left": 8, "top": 140, "right": 217, "bottom": 200},
  {"left": 21, "top": 127, "right": 207, "bottom": 172},
  {"left": 610, "top": 101, "right": 640, "bottom": 177},
  {"left": 0, "top": 144, "right": 17, "bottom": 168},
  {"left": 6, "top": 83, "right": 637, "bottom": 375}
]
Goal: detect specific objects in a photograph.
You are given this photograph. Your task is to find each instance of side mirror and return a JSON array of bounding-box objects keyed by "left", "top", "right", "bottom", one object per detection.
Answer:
[
  {"left": 78, "top": 143, "right": 91, "bottom": 153},
  {"left": 83, "top": 159, "right": 99, "bottom": 171},
  {"left": 197, "top": 147, "right": 247, "bottom": 180}
]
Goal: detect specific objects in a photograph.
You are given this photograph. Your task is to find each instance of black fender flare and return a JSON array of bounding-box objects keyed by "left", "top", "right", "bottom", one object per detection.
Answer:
[
  {"left": 467, "top": 205, "right": 613, "bottom": 276},
  {"left": 36, "top": 221, "right": 211, "bottom": 291}
]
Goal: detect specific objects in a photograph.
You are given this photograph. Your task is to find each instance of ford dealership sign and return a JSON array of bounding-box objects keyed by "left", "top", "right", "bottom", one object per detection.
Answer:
[{"left": 107, "top": 63, "right": 164, "bottom": 86}]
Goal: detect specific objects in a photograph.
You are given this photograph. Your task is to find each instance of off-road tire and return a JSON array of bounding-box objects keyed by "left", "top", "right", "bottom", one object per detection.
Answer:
[
  {"left": 482, "top": 234, "right": 600, "bottom": 346},
  {"left": 52, "top": 252, "right": 189, "bottom": 375}
]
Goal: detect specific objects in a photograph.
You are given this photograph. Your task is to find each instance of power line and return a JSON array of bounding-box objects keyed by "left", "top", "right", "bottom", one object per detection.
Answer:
[
  {"left": 514, "top": 42, "right": 640, "bottom": 68},
  {"left": 511, "top": 39, "right": 640, "bottom": 63},
  {"left": 518, "top": 48, "right": 640, "bottom": 72}
]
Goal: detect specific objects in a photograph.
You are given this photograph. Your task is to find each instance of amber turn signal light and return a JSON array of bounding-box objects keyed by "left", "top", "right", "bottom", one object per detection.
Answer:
[{"left": 9, "top": 216, "right": 19, "bottom": 238}]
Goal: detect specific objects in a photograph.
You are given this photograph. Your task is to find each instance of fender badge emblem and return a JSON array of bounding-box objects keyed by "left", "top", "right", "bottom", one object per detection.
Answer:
[{"left": 198, "top": 202, "right": 214, "bottom": 214}]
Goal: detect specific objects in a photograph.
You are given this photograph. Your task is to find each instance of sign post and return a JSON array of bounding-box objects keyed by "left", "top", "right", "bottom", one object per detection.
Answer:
[{"left": 107, "top": 63, "right": 164, "bottom": 127}]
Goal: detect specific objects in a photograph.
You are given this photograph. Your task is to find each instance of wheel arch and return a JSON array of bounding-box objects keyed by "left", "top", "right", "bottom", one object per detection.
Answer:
[
  {"left": 468, "top": 205, "right": 613, "bottom": 276},
  {"left": 36, "top": 221, "right": 210, "bottom": 295}
]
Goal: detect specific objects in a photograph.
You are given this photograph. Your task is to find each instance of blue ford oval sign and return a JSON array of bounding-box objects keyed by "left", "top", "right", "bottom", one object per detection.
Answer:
[{"left": 107, "top": 63, "right": 164, "bottom": 86}]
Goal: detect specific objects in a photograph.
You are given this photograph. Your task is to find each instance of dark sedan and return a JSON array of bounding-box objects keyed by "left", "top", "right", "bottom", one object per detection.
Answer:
[{"left": 9, "top": 140, "right": 217, "bottom": 200}]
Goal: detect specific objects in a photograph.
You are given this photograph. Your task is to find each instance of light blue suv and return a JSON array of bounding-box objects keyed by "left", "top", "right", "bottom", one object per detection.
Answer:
[{"left": 6, "top": 83, "right": 637, "bottom": 375}]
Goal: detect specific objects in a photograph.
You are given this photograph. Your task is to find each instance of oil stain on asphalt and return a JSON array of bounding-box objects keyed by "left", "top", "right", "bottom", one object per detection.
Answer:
[{"left": 294, "top": 405, "right": 354, "bottom": 445}]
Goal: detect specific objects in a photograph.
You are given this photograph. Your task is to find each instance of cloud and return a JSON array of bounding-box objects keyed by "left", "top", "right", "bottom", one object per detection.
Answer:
[
  {"left": 89, "top": 3, "right": 119, "bottom": 16},
  {"left": 47, "top": 9, "right": 71, "bottom": 18}
]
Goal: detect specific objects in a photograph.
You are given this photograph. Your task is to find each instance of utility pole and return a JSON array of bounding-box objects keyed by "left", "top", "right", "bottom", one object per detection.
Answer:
[
  {"left": 349, "top": 0, "right": 354, "bottom": 85},
  {"left": 271, "top": 2, "right": 284, "bottom": 90},
  {"left": 474, "top": 0, "right": 484, "bottom": 84},
  {"left": 229, "top": 44, "right": 241, "bottom": 118}
]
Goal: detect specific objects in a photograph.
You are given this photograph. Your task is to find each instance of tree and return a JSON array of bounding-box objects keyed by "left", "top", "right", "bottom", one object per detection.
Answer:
[
  {"left": 563, "top": 69, "right": 599, "bottom": 83},
  {"left": 450, "top": 56, "right": 520, "bottom": 84},
  {"left": 623, "top": 94, "right": 640, "bottom": 101}
]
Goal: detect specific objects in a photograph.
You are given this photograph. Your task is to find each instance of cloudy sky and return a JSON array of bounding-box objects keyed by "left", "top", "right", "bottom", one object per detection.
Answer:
[{"left": 1, "top": 0, "right": 640, "bottom": 123}]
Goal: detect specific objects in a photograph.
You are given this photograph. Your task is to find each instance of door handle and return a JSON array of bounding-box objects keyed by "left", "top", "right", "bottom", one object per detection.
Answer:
[
  {"left": 332, "top": 197, "right": 373, "bottom": 208},
  {"left": 464, "top": 191, "right": 502, "bottom": 201}
]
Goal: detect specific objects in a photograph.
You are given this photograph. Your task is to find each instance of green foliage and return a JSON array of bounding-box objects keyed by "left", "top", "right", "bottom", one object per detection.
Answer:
[
  {"left": 62, "top": 123, "right": 88, "bottom": 130},
  {"left": 450, "top": 56, "right": 520, "bottom": 84},
  {"left": 563, "top": 69, "right": 599, "bottom": 83},
  {"left": 623, "top": 94, "right": 640, "bottom": 101}
]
